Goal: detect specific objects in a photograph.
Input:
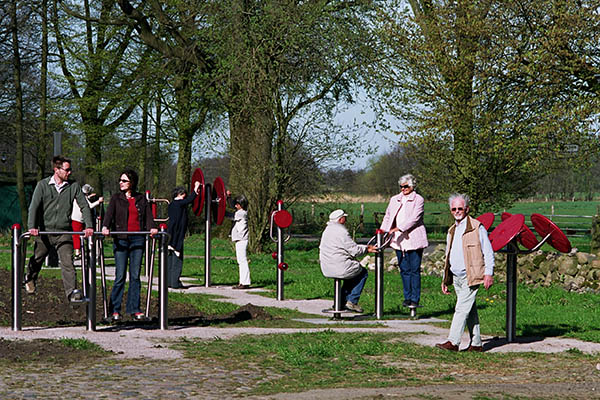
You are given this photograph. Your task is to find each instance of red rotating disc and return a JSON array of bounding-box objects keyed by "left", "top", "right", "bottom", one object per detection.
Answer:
[
  {"left": 475, "top": 212, "right": 495, "bottom": 231},
  {"left": 191, "top": 168, "right": 205, "bottom": 217},
  {"left": 530, "top": 213, "right": 572, "bottom": 253},
  {"left": 273, "top": 210, "right": 293, "bottom": 229},
  {"left": 211, "top": 177, "right": 227, "bottom": 225},
  {"left": 501, "top": 212, "right": 539, "bottom": 250},
  {"left": 489, "top": 213, "right": 525, "bottom": 252}
]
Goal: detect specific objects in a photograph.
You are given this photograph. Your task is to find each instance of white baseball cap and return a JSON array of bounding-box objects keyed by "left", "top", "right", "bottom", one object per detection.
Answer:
[{"left": 329, "top": 209, "right": 348, "bottom": 221}]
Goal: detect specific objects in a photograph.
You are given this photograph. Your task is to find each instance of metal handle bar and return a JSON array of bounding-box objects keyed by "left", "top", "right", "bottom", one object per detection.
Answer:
[
  {"left": 498, "top": 232, "right": 552, "bottom": 255},
  {"left": 269, "top": 213, "right": 291, "bottom": 243},
  {"left": 367, "top": 231, "right": 393, "bottom": 249},
  {"left": 18, "top": 230, "right": 169, "bottom": 246}
]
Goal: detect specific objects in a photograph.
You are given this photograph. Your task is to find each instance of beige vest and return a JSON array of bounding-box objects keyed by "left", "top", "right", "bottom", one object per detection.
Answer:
[{"left": 443, "top": 216, "right": 485, "bottom": 287}]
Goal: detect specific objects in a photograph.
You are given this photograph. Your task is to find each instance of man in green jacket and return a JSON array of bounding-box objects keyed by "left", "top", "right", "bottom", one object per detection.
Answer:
[{"left": 24, "top": 156, "right": 94, "bottom": 303}]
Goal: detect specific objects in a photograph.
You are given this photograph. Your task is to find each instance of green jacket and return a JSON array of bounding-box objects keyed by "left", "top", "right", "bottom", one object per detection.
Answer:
[{"left": 27, "top": 176, "right": 93, "bottom": 231}]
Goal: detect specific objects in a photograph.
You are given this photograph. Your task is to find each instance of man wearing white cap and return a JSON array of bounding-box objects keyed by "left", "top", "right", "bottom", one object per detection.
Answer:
[{"left": 319, "top": 209, "right": 377, "bottom": 313}]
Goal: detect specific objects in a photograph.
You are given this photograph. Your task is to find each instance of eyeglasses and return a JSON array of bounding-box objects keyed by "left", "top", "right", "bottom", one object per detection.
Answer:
[
  {"left": 119, "top": 179, "right": 130, "bottom": 183},
  {"left": 400, "top": 185, "right": 410, "bottom": 189},
  {"left": 451, "top": 207, "right": 465, "bottom": 212},
  {"left": 60, "top": 167, "right": 72, "bottom": 172}
]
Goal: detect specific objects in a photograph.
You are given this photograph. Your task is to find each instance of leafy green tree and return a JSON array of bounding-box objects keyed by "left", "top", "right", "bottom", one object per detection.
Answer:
[
  {"left": 371, "top": 0, "right": 598, "bottom": 212},
  {"left": 116, "top": 0, "right": 383, "bottom": 250},
  {"left": 52, "top": 0, "right": 151, "bottom": 193}
]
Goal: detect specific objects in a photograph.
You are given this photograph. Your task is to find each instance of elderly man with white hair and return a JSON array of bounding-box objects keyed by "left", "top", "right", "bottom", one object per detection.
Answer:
[
  {"left": 380, "top": 174, "right": 429, "bottom": 308},
  {"left": 319, "top": 209, "right": 377, "bottom": 313}
]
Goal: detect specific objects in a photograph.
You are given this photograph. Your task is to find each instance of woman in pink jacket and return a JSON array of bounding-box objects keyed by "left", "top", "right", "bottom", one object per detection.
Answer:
[{"left": 380, "top": 174, "right": 428, "bottom": 307}]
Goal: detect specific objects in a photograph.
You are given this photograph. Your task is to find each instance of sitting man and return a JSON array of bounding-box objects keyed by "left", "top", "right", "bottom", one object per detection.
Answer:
[{"left": 319, "top": 209, "right": 376, "bottom": 313}]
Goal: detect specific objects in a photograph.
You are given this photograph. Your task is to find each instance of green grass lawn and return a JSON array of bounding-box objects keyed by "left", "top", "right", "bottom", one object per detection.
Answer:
[{"left": 2, "top": 215, "right": 600, "bottom": 342}]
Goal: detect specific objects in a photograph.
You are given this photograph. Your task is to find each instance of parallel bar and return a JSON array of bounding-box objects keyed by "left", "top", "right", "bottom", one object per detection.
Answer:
[
  {"left": 277, "top": 201, "right": 284, "bottom": 301},
  {"left": 375, "top": 230, "right": 384, "bottom": 319},
  {"left": 87, "top": 236, "right": 96, "bottom": 331},
  {"left": 11, "top": 224, "right": 22, "bottom": 331},
  {"left": 159, "top": 225, "right": 169, "bottom": 330},
  {"left": 145, "top": 237, "right": 156, "bottom": 319}
]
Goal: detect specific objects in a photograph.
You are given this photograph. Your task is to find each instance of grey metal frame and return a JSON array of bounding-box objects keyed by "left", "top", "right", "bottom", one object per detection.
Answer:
[{"left": 11, "top": 226, "right": 171, "bottom": 332}]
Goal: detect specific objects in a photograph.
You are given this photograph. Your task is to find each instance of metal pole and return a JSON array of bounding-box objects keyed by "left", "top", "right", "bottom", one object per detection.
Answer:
[
  {"left": 11, "top": 224, "right": 22, "bottom": 331},
  {"left": 375, "top": 229, "right": 384, "bottom": 319},
  {"left": 145, "top": 237, "right": 156, "bottom": 319},
  {"left": 333, "top": 279, "right": 342, "bottom": 319},
  {"left": 80, "top": 235, "right": 88, "bottom": 298},
  {"left": 144, "top": 236, "right": 151, "bottom": 280},
  {"left": 277, "top": 201, "right": 284, "bottom": 301},
  {"left": 506, "top": 240, "right": 518, "bottom": 343},
  {"left": 204, "top": 183, "right": 212, "bottom": 287},
  {"left": 99, "top": 235, "right": 108, "bottom": 320},
  {"left": 159, "top": 226, "right": 168, "bottom": 330},
  {"left": 87, "top": 235, "right": 96, "bottom": 331}
]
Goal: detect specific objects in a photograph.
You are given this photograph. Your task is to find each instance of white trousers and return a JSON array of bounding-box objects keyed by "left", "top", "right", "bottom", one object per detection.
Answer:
[
  {"left": 447, "top": 273, "right": 481, "bottom": 347},
  {"left": 235, "top": 240, "right": 250, "bottom": 285}
]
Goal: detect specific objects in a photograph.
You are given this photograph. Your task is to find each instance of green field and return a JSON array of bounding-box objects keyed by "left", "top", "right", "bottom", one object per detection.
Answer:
[{"left": 288, "top": 200, "right": 598, "bottom": 251}]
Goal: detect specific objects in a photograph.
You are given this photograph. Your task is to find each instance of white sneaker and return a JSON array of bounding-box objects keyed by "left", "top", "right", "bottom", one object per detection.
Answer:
[{"left": 24, "top": 280, "right": 36, "bottom": 294}]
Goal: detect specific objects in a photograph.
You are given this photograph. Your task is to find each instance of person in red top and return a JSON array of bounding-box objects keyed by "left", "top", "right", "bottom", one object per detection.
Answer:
[{"left": 102, "top": 168, "right": 157, "bottom": 322}]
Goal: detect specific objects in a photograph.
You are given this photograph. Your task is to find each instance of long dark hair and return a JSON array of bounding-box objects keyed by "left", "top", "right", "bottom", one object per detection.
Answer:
[{"left": 120, "top": 168, "right": 139, "bottom": 192}]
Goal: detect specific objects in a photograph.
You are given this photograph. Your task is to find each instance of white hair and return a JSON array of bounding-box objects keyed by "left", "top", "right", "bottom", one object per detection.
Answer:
[
  {"left": 448, "top": 193, "right": 470, "bottom": 208},
  {"left": 398, "top": 174, "right": 416, "bottom": 188}
]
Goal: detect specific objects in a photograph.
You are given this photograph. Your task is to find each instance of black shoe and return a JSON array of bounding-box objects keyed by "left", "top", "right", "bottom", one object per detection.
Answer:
[
  {"left": 402, "top": 300, "right": 410, "bottom": 307},
  {"left": 410, "top": 301, "right": 420, "bottom": 307}
]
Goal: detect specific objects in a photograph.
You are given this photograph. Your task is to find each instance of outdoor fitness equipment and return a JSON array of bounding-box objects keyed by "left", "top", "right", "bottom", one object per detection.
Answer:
[
  {"left": 269, "top": 201, "right": 293, "bottom": 300},
  {"left": 488, "top": 212, "right": 571, "bottom": 342},
  {"left": 476, "top": 212, "right": 496, "bottom": 231},
  {"left": 367, "top": 230, "right": 393, "bottom": 319},
  {"left": 11, "top": 225, "right": 171, "bottom": 331},
  {"left": 190, "top": 167, "right": 228, "bottom": 287}
]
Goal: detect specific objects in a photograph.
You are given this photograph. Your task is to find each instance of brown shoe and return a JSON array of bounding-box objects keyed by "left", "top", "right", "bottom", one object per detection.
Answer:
[
  {"left": 466, "top": 345, "right": 483, "bottom": 352},
  {"left": 232, "top": 284, "right": 250, "bottom": 290},
  {"left": 435, "top": 341, "right": 458, "bottom": 351}
]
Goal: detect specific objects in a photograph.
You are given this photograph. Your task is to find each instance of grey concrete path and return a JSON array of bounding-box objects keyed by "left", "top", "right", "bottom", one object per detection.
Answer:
[{"left": 4, "top": 268, "right": 600, "bottom": 359}]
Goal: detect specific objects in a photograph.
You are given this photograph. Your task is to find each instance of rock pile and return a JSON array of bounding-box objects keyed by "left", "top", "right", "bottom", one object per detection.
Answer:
[{"left": 420, "top": 244, "right": 599, "bottom": 293}]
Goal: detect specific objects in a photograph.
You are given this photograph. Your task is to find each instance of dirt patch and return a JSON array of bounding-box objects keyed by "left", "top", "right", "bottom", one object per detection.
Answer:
[
  {"left": 0, "top": 338, "right": 105, "bottom": 364},
  {"left": 0, "top": 268, "right": 274, "bottom": 328}
]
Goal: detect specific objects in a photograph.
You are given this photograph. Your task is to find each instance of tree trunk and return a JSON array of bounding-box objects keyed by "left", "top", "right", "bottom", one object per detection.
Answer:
[
  {"left": 37, "top": 0, "right": 49, "bottom": 180},
  {"left": 11, "top": 0, "right": 28, "bottom": 227},
  {"left": 229, "top": 106, "right": 275, "bottom": 252},
  {"left": 152, "top": 97, "right": 161, "bottom": 193},
  {"left": 139, "top": 98, "right": 148, "bottom": 190}
]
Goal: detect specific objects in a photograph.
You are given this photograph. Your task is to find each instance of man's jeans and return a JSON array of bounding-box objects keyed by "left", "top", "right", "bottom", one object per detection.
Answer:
[
  {"left": 447, "top": 273, "right": 482, "bottom": 347},
  {"left": 342, "top": 267, "right": 368, "bottom": 305},
  {"left": 110, "top": 235, "right": 144, "bottom": 315},
  {"left": 395, "top": 249, "right": 423, "bottom": 304}
]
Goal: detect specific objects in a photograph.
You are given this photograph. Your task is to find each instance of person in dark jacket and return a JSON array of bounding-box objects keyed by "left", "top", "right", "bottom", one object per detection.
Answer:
[
  {"left": 167, "top": 181, "right": 200, "bottom": 288},
  {"left": 102, "top": 168, "right": 157, "bottom": 322}
]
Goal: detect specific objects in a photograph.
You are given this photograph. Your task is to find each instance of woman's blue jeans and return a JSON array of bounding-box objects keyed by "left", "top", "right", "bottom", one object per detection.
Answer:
[
  {"left": 395, "top": 249, "right": 423, "bottom": 305},
  {"left": 110, "top": 235, "right": 145, "bottom": 315}
]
